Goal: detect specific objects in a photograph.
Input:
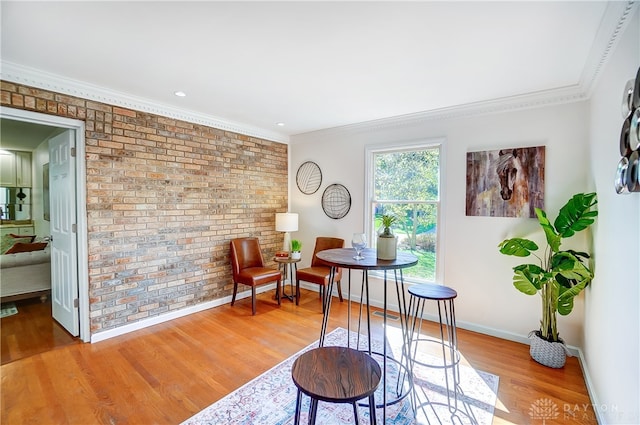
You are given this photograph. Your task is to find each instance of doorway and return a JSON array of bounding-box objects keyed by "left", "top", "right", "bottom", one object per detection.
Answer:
[{"left": 0, "top": 107, "right": 90, "bottom": 345}]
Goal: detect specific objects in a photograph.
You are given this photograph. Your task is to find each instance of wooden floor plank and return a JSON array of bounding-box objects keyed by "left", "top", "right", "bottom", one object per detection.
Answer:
[{"left": 1, "top": 289, "right": 596, "bottom": 424}]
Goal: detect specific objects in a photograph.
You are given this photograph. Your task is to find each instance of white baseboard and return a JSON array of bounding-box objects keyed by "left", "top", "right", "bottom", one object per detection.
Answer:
[
  {"left": 90, "top": 283, "right": 277, "bottom": 343},
  {"left": 575, "top": 347, "right": 606, "bottom": 424}
]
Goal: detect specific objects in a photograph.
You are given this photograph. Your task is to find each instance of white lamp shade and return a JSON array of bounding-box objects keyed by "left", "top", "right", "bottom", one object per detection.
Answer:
[{"left": 275, "top": 213, "right": 298, "bottom": 232}]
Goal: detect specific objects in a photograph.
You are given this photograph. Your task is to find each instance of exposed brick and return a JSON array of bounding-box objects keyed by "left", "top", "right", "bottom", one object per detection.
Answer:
[
  {"left": 11, "top": 93, "right": 24, "bottom": 107},
  {"left": 2, "top": 80, "right": 288, "bottom": 337}
]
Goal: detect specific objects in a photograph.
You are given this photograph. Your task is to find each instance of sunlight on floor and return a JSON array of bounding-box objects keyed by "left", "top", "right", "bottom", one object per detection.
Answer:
[{"left": 383, "top": 324, "right": 515, "bottom": 425}]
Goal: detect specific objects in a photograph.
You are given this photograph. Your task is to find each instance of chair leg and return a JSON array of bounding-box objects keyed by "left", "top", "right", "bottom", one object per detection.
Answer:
[
  {"left": 231, "top": 282, "right": 238, "bottom": 306},
  {"left": 296, "top": 278, "right": 300, "bottom": 306},
  {"left": 251, "top": 286, "right": 257, "bottom": 315},
  {"left": 277, "top": 279, "right": 282, "bottom": 305},
  {"left": 337, "top": 279, "right": 343, "bottom": 302}
]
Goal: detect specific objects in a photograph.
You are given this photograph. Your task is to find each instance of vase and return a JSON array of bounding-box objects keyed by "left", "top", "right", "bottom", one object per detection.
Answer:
[
  {"left": 290, "top": 251, "right": 301, "bottom": 260},
  {"left": 376, "top": 235, "right": 397, "bottom": 260},
  {"left": 529, "top": 330, "right": 568, "bottom": 368}
]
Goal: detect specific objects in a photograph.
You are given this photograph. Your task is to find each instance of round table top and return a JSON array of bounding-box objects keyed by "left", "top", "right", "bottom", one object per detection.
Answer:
[
  {"left": 291, "top": 346, "right": 381, "bottom": 403},
  {"left": 315, "top": 248, "right": 418, "bottom": 271}
]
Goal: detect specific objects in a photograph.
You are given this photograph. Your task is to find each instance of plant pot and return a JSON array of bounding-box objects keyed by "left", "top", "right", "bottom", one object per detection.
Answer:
[
  {"left": 290, "top": 251, "right": 301, "bottom": 260},
  {"left": 529, "top": 330, "right": 567, "bottom": 368},
  {"left": 377, "top": 235, "right": 397, "bottom": 260}
]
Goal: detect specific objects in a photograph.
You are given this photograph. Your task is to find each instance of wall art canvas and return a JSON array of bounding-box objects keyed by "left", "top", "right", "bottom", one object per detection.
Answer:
[{"left": 466, "top": 146, "right": 545, "bottom": 218}]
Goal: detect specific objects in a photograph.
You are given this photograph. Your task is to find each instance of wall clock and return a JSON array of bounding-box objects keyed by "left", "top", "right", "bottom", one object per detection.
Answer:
[
  {"left": 321, "top": 184, "right": 351, "bottom": 219},
  {"left": 296, "top": 161, "right": 322, "bottom": 195}
]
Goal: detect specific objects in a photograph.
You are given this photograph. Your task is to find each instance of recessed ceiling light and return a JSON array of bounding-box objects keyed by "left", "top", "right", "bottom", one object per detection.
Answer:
[
  {"left": 174, "top": 91, "right": 187, "bottom": 97},
  {"left": 276, "top": 122, "right": 285, "bottom": 127}
]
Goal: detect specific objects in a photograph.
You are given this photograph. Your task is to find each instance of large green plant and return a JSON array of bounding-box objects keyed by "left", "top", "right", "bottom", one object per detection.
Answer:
[{"left": 498, "top": 193, "right": 598, "bottom": 343}]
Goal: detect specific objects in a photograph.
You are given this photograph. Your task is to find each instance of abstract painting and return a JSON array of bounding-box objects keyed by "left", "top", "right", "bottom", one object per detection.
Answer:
[{"left": 466, "top": 146, "right": 545, "bottom": 218}]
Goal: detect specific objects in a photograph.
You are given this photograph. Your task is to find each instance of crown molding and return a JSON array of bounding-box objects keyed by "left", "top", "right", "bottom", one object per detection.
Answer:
[
  {"left": 293, "top": 85, "right": 589, "bottom": 142},
  {"left": 0, "top": 61, "right": 290, "bottom": 145},
  {"left": 292, "top": 1, "right": 639, "bottom": 143},
  {"left": 580, "top": 1, "right": 639, "bottom": 98}
]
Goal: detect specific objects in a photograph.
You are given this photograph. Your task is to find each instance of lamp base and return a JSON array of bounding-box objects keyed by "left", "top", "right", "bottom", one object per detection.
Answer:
[{"left": 282, "top": 232, "right": 291, "bottom": 252}]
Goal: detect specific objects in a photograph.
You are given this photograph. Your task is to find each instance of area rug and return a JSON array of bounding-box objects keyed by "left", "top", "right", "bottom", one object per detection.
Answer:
[
  {"left": 0, "top": 302, "right": 18, "bottom": 318},
  {"left": 182, "top": 327, "right": 499, "bottom": 425}
]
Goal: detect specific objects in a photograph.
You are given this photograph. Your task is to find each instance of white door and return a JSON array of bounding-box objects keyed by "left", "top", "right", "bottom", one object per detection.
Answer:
[{"left": 49, "top": 130, "right": 79, "bottom": 336}]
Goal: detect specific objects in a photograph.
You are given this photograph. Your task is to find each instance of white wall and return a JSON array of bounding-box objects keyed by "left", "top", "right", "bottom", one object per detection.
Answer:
[
  {"left": 586, "top": 6, "right": 639, "bottom": 423},
  {"left": 291, "top": 99, "right": 592, "bottom": 348}
]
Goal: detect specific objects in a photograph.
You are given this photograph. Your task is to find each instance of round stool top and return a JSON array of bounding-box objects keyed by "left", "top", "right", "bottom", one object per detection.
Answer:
[
  {"left": 291, "top": 346, "right": 381, "bottom": 404},
  {"left": 408, "top": 283, "right": 457, "bottom": 300}
]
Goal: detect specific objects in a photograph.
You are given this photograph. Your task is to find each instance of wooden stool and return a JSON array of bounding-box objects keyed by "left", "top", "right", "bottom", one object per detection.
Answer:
[{"left": 291, "top": 346, "right": 381, "bottom": 425}]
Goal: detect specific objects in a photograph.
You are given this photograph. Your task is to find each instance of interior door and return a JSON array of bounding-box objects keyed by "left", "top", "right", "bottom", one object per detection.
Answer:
[{"left": 49, "top": 130, "right": 79, "bottom": 336}]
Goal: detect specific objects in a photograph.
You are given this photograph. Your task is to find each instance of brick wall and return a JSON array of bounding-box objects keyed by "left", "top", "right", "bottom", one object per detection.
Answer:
[{"left": 1, "top": 81, "right": 288, "bottom": 334}]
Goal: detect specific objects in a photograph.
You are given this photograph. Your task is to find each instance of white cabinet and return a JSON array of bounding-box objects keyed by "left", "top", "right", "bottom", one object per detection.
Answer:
[
  {"left": 0, "top": 150, "right": 32, "bottom": 187},
  {"left": 0, "top": 226, "right": 35, "bottom": 237},
  {"left": 0, "top": 152, "right": 16, "bottom": 186},
  {"left": 16, "top": 151, "right": 32, "bottom": 187}
]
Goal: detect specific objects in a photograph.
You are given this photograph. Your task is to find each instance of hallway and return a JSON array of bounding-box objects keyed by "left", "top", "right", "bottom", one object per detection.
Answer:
[{"left": 1, "top": 298, "right": 79, "bottom": 365}]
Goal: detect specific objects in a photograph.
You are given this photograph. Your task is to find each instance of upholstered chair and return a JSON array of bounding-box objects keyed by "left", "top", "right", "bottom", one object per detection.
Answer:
[
  {"left": 230, "top": 237, "right": 282, "bottom": 315},
  {"left": 295, "top": 237, "right": 344, "bottom": 312}
]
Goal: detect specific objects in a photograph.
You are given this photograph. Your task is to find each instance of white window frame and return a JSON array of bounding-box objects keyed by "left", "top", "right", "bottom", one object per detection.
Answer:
[{"left": 364, "top": 138, "right": 446, "bottom": 284}]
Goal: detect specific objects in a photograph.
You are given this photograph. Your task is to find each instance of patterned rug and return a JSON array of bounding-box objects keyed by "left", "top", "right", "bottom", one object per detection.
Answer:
[
  {"left": 182, "top": 327, "right": 499, "bottom": 425},
  {"left": 0, "top": 302, "right": 18, "bottom": 318}
]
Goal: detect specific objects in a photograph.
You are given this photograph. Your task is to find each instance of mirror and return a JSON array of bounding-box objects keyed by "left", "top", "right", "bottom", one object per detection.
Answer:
[{"left": 0, "top": 187, "right": 32, "bottom": 221}]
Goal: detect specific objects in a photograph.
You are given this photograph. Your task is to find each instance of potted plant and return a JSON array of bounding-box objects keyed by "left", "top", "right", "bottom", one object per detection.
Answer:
[
  {"left": 498, "top": 192, "right": 598, "bottom": 368},
  {"left": 290, "top": 239, "right": 302, "bottom": 260},
  {"left": 377, "top": 214, "right": 398, "bottom": 260}
]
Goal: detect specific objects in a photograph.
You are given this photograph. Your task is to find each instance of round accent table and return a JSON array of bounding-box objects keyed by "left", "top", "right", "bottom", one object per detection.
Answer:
[{"left": 273, "top": 256, "right": 300, "bottom": 302}]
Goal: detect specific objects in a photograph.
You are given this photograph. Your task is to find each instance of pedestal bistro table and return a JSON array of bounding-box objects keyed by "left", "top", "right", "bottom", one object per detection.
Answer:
[{"left": 315, "top": 247, "right": 418, "bottom": 424}]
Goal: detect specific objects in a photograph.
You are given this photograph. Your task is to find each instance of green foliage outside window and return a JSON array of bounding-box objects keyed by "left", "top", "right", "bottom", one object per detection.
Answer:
[{"left": 372, "top": 147, "right": 440, "bottom": 282}]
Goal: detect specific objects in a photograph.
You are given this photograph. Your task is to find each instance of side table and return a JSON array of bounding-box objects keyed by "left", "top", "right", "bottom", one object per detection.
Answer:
[{"left": 274, "top": 256, "right": 300, "bottom": 302}]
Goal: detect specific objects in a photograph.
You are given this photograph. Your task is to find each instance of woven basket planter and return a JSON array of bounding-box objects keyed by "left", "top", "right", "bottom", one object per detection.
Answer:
[{"left": 529, "top": 331, "right": 568, "bottom": 368}]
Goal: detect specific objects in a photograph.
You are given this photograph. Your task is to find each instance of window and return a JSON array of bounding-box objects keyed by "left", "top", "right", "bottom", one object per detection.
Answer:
[{"left": 366, "top": 141, "right": 443, "bottom": 283}]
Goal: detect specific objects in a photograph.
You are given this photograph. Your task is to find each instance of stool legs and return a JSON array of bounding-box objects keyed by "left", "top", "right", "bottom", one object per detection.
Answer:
[
  {"left": 407, "top": 290, "right": 461, "bottom": 415},
  {"left": 437, "top": 298, "right": 460, "bottom": 412},
  {"left": 369, "top": 394, "right": 377, "bottom": 425},
  {"left": 294, "top": 390, "right": 302, "bottom": 425},
  {"left": 293, "top": 394, "right": 378, "bottom": 425},
  {"left": 309, "top": 398, "right": 319, "bottom": 424}
]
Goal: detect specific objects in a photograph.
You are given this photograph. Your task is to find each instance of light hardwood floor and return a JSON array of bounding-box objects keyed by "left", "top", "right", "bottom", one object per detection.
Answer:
[{"left": 1, "top": 289, "right": 596, "bottom": 424}]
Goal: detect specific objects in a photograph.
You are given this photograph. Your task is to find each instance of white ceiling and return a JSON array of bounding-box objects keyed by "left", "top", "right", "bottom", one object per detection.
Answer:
[{"left": 0, "top": 1, "right": 635, "bottom": 144}]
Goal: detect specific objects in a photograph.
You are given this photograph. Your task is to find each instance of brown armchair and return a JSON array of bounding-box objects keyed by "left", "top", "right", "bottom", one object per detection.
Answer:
[
  {"left": 230, "top": 237, "right": 282, "bottom": 315},
  {"left": 296, "top": 237, "right": 344, "bottom": 312}
]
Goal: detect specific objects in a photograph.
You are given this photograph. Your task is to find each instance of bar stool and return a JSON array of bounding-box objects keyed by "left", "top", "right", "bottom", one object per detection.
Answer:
[
  {"left": 406, "top": 283, "right": 460, "bottom": 414},
  {"left": 291, "top": 346, "right": 381, "bottom": 425}
]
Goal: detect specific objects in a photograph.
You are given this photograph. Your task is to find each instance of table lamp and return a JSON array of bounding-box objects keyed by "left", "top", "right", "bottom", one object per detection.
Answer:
[{"left": 275, "top": 212, "right": 298, "bottom": 252}]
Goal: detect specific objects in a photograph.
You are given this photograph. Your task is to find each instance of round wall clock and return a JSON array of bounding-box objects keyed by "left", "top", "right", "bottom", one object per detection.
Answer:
[
  {"left": 296, "top": 161, "right": 322, "bottom": 194},
  {"left": 321, "top": 184, "right": 351, "bottom": 219}
]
